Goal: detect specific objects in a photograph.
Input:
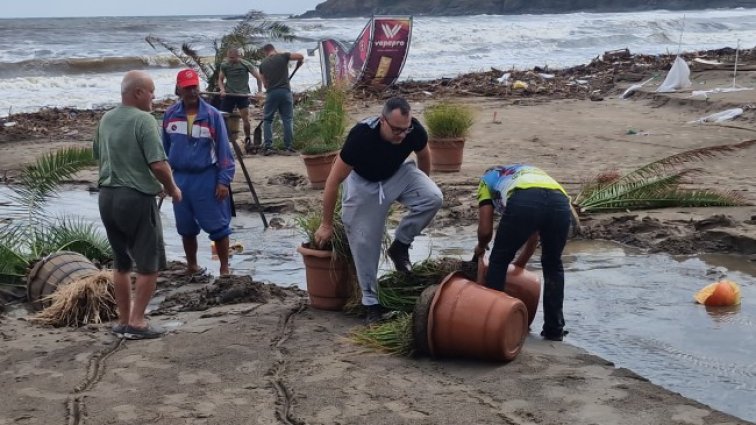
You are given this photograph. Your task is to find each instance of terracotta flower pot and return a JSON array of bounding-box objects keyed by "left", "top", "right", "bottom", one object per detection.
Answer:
[
  {"left": 476, "top": 257, "right": 541, "bottom": 326},
  {"left": 300, "top": 151, "right": 338, "bottom": 189},
  {"left": 296, "top": 243, "right": 352, "bottom": 310},
  {"left": 425, "top": 272, "right": 528, "bottom": 362},
  {"left": 428, "top": 137, "right": 465, "bottom": 172}
]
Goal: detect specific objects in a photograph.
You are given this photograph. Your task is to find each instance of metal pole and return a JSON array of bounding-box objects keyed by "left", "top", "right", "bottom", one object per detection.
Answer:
[{"left": 229, "top": 138, "right": 268, "bottom": 228}]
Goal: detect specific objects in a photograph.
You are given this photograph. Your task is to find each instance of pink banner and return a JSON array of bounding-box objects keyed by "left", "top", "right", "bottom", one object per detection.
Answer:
[{"left": 319, "top": 16, "right": 412, "bottom": 87}]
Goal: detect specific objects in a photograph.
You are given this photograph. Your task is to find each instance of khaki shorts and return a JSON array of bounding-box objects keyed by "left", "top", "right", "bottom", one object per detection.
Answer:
[{"left": 98, "top": 187, "right": 166, "bottom": 274}]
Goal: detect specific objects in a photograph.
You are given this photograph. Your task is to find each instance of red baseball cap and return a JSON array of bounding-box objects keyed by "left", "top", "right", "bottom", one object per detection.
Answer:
[{"left": 176, "top": 69, "right": 200, "bottom": 88}]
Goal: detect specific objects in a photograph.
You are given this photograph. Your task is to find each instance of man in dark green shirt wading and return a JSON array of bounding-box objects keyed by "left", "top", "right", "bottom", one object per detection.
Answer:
[
  {"left": 94, "top": 70, "right": 182, "bottom": 340},
  {"left": 258, "top": 43, "right": 304, "bottom": 156},
  {"left": 217, "top": 47, "right": 263, "bottom": 148}
]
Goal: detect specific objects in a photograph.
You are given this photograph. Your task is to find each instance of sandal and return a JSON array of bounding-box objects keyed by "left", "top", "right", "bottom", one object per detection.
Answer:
[
  {"left": 111, "top": 323, "right": 128, "bottom": 337},
  {"left": 124, "top": 324, "right": 165, "bottom": 340}
]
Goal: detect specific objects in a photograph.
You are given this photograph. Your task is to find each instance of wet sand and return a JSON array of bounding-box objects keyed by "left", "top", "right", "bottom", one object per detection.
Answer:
[{"left": 1, "top": 68, "right": 755, "bottom": 424}]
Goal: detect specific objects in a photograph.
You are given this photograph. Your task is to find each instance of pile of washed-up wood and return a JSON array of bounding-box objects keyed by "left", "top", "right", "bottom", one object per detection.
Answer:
[
  {"left": 353, "top": 46, "right": 756, "bottom": 101},
  {"left": 0, "top": 107, "right": 103, "bottom": 143}
]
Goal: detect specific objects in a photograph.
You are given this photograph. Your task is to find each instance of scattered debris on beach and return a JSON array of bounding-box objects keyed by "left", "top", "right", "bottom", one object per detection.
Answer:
[
  {"left": 352, "top": 47, "right": 756, "bottom": 101},
  {"left": 154, "top": 275, "right": 301, "bottom": 314}
]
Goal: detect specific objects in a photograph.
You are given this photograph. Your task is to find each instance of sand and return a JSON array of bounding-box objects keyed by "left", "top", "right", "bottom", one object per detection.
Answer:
[{"left": 1, "top": 67, "right": 755, "bottom": 424}]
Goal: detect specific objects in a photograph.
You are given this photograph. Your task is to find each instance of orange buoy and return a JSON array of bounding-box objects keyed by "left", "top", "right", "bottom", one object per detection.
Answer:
[{"left": 694, "top": 280, "right": 741, "bottom": 307}]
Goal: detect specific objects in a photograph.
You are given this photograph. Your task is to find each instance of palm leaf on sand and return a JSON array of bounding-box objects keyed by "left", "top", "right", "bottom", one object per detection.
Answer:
[
  {"left": 574, "top": 140, "right": 754, "bottom": 213},
  {"left": 0, "top": 147, "right": 109, "bottom": 290}
]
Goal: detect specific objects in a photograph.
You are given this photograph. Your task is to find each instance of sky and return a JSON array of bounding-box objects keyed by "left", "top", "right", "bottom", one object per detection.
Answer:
[{"left": 0, "top": 0, "right": 323, "bottom": 18}]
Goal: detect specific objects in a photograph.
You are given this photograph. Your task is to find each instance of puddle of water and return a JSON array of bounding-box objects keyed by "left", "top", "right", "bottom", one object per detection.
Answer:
[{"left": 3, "top": 187, "right": 756, "bottom": 422}]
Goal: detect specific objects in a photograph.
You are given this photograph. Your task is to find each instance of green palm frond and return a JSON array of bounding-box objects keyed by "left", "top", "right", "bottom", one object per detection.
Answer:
[
  {"left": 0, "top": 241, "right": 29, "bottom": 285},
  {"left": 10, "top": 147, "right": 94, "bottom": 213},
  {"left": 580, "top": 189, "right": 746, "bottom": 212},
  {"left": 575, "top": 140, "right": 755, "bottom": 213},
  {"left": 148, "top": 10, "right": 296, "bottom": 94},
  {"left": 44, "top": 218, "right": 113, "bottom": 262},
  {"left": 1, "top": 146, "right": 106, "bottom": 292},
  {"left": 577, "top": 169, "right": 698, "bottom": 212},
  {"left": 617, "top": 139, "right": 756, "bottom": 184},
  {"left": 180, "top": 43, "right": 213, "bottom": 80},
  {"left": 145, "top": 35, "right": 199, "bottom": 71}
]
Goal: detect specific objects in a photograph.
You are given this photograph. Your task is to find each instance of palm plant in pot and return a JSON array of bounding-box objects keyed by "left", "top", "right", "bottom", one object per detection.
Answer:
[
  {"left": 423, "top": 102, "right": 474, "bottom": 172},
  {"left": 295, "top": 193, "right": 357, "bottom": 311},
  {"left": 0, "top": 146, "right": 114, "bottom": 321},
  {"left": 297, "top": 84, "right": 348, "bottom": 189}
]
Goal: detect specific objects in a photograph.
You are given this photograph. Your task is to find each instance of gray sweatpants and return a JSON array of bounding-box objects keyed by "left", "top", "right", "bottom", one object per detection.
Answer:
[{"left": 341, "top": 161, "right": 443, "bottom": 306}]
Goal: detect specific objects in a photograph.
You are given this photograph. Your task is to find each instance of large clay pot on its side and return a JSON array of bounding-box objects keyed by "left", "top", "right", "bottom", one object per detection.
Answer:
[
  {"left": 301, "top": 151, "right": 339, "bottom": 189},
  {"left": 428, "top": 137, "right": 465, "bottom": 172},
  {"left": 424, "top": 272, "right": 528, "bottom": 362},
  {"left": 27, "top": 251, "right": 99, "bottom": 311},
  {"left": 477, "top": 257, "right": 541, "bottom": 326},
  {"left": 296, "top": 243, "right": 352, "bottom": 310}
]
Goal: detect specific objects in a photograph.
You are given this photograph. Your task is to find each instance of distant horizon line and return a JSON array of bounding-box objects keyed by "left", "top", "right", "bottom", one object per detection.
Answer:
[
  {"left": 0, "top": 12, "right": 302, "bottom": 20},
  {"left": 1, "top": 5, "right": 754, "bottom": 20}
]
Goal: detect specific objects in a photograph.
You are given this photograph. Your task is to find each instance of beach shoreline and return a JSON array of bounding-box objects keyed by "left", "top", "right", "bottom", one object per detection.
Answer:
[{"left": 1, "top": 65, "right": 755, "bottom": 423}]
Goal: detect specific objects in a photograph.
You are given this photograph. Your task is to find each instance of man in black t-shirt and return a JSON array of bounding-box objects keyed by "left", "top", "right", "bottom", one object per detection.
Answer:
[{"left": 314, "top": 97, "right": 443, "bottom": 324}]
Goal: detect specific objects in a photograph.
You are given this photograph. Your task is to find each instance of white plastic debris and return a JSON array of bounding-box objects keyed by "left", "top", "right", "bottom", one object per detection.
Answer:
[
  {"left": 3, "top": 121, "right": 16, "bottom": 127},
  {"left": 497, "top": 73, "right": 511, "bottom": 84},
  {"left": 538, "top": 73, "right": 555, "bottom": 80},
  {"left": 690, "top": 108, "right": 744, "bottom": 124},
  {"left": 656, "top": 56, "right": 692, "bottom": 93},
  {"left": 620, "top": 77, "right": 655, "bottom": 99}
]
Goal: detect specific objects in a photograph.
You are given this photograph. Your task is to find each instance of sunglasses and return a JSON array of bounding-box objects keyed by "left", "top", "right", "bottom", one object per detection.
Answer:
[{"left": 382, "top": 115, "right": 414, "bottom": 135}]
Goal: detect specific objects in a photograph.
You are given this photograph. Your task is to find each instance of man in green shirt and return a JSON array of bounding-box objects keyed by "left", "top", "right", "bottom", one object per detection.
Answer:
[
  {"left": 218, "top": 47, "right": 263, "bottom": 148},
  {"left": 259, "top": 43, "right": 304, "bottom": 156},
  {"left": 94, "top": 70, "right": 182, "bottom": 340}
]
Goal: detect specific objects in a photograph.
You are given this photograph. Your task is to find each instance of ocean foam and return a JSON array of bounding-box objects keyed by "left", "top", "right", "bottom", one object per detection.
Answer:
[{"left": 1, "top": 9, "right": 755, "bottom": 116}]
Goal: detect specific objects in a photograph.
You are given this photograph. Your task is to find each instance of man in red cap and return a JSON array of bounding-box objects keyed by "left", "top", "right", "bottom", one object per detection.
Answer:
[{"left": 162, "top": 69, "right": 236, "bottom": 277}]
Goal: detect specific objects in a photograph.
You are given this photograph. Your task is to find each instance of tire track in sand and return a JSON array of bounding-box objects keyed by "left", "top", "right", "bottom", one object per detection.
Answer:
[
  {"left": 267, "top": 299, "right": 307, "bottom": 425},
  {"left": 65, "top": 337, "right": 125, "bottom": 425}
]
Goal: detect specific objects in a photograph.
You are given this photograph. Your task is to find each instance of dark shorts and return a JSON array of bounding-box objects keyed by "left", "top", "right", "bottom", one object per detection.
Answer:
[
  {"left": 98, "top": 187, "right": 165, "bottom": 274},
  {"left": 220, "top": 95, "right": 251, "bottom": 113}
]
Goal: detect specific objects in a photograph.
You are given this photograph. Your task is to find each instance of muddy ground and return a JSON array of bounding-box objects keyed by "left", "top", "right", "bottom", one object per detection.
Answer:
[{"left": 1, "top": 64, "right": 755, "bottom": 424}]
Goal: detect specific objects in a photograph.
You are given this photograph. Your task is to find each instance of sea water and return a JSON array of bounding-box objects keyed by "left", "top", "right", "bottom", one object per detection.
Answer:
[{"left": 1, "top": 8, "right": 756, "bottom": 116}]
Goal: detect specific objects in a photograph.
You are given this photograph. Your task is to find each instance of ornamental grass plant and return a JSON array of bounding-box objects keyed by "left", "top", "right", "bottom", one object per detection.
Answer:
[{"left": 423, "top": 102, "right": 474, "bottom": 139}]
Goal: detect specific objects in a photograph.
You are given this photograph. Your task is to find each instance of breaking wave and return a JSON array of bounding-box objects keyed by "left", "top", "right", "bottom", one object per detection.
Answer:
[{"left": 0, "top": 56, "right": 184, "bottom": 78}]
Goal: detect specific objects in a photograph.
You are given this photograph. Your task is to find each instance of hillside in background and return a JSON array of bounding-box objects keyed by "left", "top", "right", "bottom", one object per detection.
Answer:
[{"left": 298, "top": 0, "right": 753, "bottom": 18}]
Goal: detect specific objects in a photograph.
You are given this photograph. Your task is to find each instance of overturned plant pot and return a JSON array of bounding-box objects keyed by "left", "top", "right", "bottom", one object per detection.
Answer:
[
  {"left": 300, "top": 151, "right": 338, "bottom": 189},
  {"left": 477, "top": 257, "right": 541, "bottom": 326},
  {"left": 27, "top": 251, "right": 99, "bottom": 311},
  {"left": 296, "top": 243, "right": 352, "bottom": 310},
  {"left": 428, "top": 137, "right": 465, "bottom": 172},
  {"left": 413, "top": 272, "right": 528, "bottom": 362}
]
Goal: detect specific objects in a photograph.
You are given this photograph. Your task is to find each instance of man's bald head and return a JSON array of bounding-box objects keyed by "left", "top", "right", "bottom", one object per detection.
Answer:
[{"left": 121, "top": 70, "right": 155, "bottom": 111}]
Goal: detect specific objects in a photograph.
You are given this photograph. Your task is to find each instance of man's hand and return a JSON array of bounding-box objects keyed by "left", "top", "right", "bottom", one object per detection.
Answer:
[
  {"left": 473, "top": 243, "right": 487, "bottom": 260},
  {"left": 314, "top": 224, "right": 334, "bottom": 249},
  {"left": 168, "top": 187, "right": 183, "bottom": 203},
  {"left": 219, "top": 89, "right": 226, "bottom": 98},
  {"left": 215, "top": 184, "right": 230, "bottom": 201}
]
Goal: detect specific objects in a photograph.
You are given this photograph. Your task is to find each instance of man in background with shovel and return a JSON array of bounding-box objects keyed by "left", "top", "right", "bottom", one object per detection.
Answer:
[
  {"left": 258, "top": 43, "right": 304, "bottom": 156},
  {"left": 217, "top": 47, "right": 263, "bottom": 151}
]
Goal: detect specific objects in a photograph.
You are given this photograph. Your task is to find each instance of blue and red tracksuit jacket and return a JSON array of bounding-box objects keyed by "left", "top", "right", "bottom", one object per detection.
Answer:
[{"left": 161, "top": 98, "right": 235, "bottom": 186}]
